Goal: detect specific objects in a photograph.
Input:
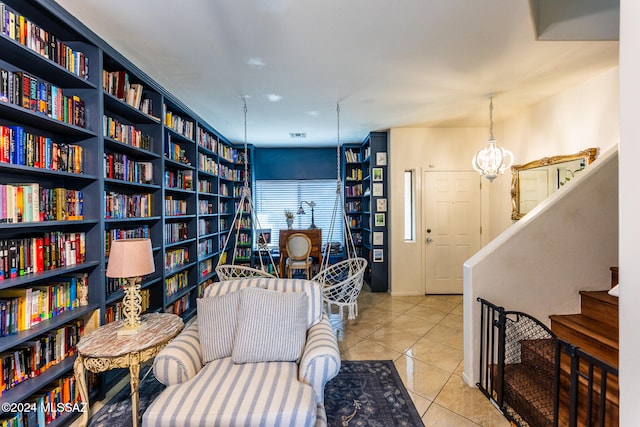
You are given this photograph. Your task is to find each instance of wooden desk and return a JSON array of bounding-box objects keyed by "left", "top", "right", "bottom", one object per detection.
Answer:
[{"left": 279, "top": 229, "right": 322, "bottom": 276}]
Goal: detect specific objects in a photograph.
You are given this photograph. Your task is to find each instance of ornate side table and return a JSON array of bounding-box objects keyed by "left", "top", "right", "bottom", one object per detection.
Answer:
[{"left": 74, "top": 313, "right": 184, "bottom": 427}]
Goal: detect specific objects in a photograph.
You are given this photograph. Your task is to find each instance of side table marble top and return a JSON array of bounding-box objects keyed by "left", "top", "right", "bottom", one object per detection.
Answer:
[{"left": 74, "top": 313, "right": 184, "bottom": 427}]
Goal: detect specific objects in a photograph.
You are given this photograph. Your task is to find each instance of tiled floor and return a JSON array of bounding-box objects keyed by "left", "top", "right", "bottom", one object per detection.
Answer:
[{"left": 330, "top": 287, "right": 510, "bottom": 426}]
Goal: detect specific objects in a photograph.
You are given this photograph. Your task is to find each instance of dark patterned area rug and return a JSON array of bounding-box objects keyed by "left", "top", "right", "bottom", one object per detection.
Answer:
[
  {"left": 325, "top": 360, "right": 424, "bottom": 427},
  {"left": 89, "top": 360, "right": 424, "bottom": 427}
]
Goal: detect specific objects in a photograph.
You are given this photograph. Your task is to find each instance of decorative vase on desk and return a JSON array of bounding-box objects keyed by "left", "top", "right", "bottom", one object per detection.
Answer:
[{"left": 284, "top": 209, "right": 295, "bottom": 229}]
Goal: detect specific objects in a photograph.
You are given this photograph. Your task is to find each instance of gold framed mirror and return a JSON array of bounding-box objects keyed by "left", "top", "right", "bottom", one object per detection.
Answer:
[{"left": 511, "top": 148, "right": 598, "bottom": 220}]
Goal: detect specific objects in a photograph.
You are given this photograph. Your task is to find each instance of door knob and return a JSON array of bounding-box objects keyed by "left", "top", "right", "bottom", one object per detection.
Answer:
[{"left": 426, "top": 237, "right": 433, "bottom": 244}]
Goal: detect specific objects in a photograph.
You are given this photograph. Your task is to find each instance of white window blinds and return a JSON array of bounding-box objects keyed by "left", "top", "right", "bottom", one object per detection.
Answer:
[{"left": 254, "top": 179, "right": 343, "bottom": 249}]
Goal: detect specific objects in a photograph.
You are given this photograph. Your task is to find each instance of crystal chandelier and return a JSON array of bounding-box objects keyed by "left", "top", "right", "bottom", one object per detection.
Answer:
[{"left": 472, "top": 96, "right": 513, "bottom": 182}]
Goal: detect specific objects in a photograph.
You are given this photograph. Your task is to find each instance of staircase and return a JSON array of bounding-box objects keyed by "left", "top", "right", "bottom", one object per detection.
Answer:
[
  {"left": 548, "top": 267, "right": 619, "bottom": 426},
  {"left": 499, "top": 267, "right": 619, "bottom": 426}
]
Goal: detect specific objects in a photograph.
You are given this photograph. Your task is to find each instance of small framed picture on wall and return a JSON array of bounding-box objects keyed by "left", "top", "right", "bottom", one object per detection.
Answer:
[
  {"left": 372, "top": 168, "right": 383, "bottom": 181},
  {"left": 372, "top": 183, "right": 384, "bottom": 196},
  {"left": 376, "top": 152, "right": 387, "bottom": 166},
  {"left": 373, "top": 249, "right": 384, "bottom": 262},
  {"left": 374, "top": 213, "right": 385, "bottom": 227},
  {"left": 376, "top": 198, "right": 387, "bottom": 212},
  {"left": 373, "top": 231, "right": 384, "bottom": 245}
]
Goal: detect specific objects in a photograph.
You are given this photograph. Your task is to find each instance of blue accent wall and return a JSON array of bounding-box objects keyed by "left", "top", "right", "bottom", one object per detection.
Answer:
[{"left": 254, "top": 147, "right": 338, "bottom": 180}]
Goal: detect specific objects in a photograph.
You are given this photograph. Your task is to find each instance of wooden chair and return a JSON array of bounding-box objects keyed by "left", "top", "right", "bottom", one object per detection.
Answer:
[{"left": 285, "top": 233, "right": 313, "bottom": 279}]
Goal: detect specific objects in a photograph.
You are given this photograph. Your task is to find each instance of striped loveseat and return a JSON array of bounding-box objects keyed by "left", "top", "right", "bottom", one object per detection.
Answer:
[{"left": 142, "top": 277, "right": 341, "bottom": 427}]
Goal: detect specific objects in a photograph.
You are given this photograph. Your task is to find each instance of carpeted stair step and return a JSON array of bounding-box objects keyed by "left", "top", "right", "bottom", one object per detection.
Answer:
[
  {"left": 502, "top": 363, "right": 558, "bottom": 426},
  {"left": 549, "top": 313, "right": 618, "bottom": 369},
  {"left": 579, "top": 291, "right": 618, "bottom": 330}
]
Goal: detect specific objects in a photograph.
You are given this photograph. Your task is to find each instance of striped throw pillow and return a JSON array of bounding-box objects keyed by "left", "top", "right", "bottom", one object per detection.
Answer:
[
  {"left": 232, "top": 287, "right": 308, "bottom": 364},
  {"left": 197, "top": 290, "right": 241, "bottom": 363}
]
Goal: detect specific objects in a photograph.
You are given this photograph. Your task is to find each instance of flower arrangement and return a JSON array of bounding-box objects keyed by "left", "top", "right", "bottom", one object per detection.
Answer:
[{"left": 284, "top": 209, "right": 295, "bottom": 219}]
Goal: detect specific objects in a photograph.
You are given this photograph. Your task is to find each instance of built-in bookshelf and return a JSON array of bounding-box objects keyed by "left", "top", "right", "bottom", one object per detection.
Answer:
[
  {"left": 0, "top": 0, "right": 252, "bottom": 421},
  {"left": 0, "top": 0, "right": 102, "bottom": 422},
  {"left": 341, "top": 132, "right": 389, "bottom": 291}
]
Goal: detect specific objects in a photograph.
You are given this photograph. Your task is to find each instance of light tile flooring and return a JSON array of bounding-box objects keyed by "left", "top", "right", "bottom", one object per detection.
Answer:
[{"left": 330, "top": 287, "right": 510, "bottom": 426}]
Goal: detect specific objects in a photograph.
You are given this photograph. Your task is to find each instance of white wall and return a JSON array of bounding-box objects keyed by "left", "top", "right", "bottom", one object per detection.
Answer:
[
  {"left": 388, "top": 69, "right": 619, "bottom": 296},
  {"left": 388, "top": 127, "right": 491, "bottom": 295},
  {"left": 490, "top": 68, "right": 620, "bottom": 238},
  {"left": 463, "top": 148, "right": 618, "bottom": 386},
  {"left": 618, "top": 1, "right": 640, "bottom": 424}
]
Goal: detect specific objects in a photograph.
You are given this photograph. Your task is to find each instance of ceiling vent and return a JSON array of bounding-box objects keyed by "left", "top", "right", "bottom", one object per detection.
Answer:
[{"left": 290, "top": 132, "right": 306, "bottom": 139}]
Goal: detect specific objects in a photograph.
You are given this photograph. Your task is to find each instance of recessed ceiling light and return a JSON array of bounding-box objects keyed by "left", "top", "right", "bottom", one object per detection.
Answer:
[
  {"left": 266, "top": 94, "right": 282, "bottom": 102},
  {"left": 247, "top": 58, "right": 266, "bottom": 68}
]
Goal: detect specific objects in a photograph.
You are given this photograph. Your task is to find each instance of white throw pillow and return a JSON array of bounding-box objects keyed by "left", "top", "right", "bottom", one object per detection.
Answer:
[
  {"left": 197, "top": 290, "right": 241, "bottom": 363},
  {"left": 232, "top": 287, "right": 308, "bottom": 364}
]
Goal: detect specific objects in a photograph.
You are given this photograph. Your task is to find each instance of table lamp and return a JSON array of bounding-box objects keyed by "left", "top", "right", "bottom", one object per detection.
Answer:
[
  {"left": 297, "top": 200, "right": 317, "bottom": 229},
  {"left": 106, "top": 238, "right": 155, "bottom": 335}
]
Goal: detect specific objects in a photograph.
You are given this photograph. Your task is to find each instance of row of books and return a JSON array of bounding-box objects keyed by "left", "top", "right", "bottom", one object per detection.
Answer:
[
  {"left": 103, "top": 115, "right": 153, "bottom": 151},
  {"left": 233, "top": 247, "right": 251, "bottom": 261},
  {"left": 165, "top": 271, "right": 188, "bottom": 298},
  {"left": 0, "top": 184, "right": 84, "bottom": 224},
  {"left": 198, "top": 178, "right": 214, "bottom": 194},
  {"left": 0, "top": 3, "right": 90, "bottom": 79},
  {"left": 102, "top": 70, "right": 153, "bottom": 115},
  {"left": 0, "top": 374, "right": 83, "bottom": 426},
  {"left": 198, "top": 218, "right": 213, "bottom": 235},
  {"left": 345, "top": 183, "right": 363, "bottom": 197},
  {"left": 0, "top": 233, "right": 86, "bottom": 281},
  {"left": 0, "top": 321, "right": 82, "bottom": 392},
  {"left": 166, "top": 294, "right": 190, "bottom": 316},
  {"left": 164, "top": 196, "right": 187, "bottom": 216},
  {"left": 219, "top": 163, "right": 245, "bottom": 182},
  {"left": 165, "top": 222, "right": 187, "bottom": 244},
  {"left": 104, "top": 192, "right": 152, "bottom": 219},
  {"left": 165, "top": 248, "right": 189, "bottom": 272},
  {"left": 164, "top": 137, "right": 189, "bottom": 165},
  {"left": 218, "top": 144, "right": 239, "bottom": 164},
  {"left": 198, "top": 152, "right": 218, "bottom": 175},
  {"left": 164, "top": 169, "right": 192, "bottom": 190},
  {"left": 198, "top": 200, "right": 214, "bottom": 215},
  {"left": 198, "top": 258, "right": 214, "bottom": 277},
  {"left": 104, "top": 152, "right": 153, "bottom": 184},
  {"left": 198, "top": 239, "right": 215, "bottom": 258},
  {"left": 344, "top": 148, "right": 362, "bottom": 163},
  {"left": 163, "top": 106, "right": 194, "bottom": 140},
  {"left": 346, "top": 167, "right": 363, "bottom": 181},
  {"left": 0, "top": 125, "right": 84, "bottom": 173},
  {"left": 0, "top": 68, "right": 86, "bottom": 128},
  {"left": 346, "top": 200, "right": 362, "bottom": 212},
  {"left": 197, "top": 129, "right": 218, "bottom": 153},
  {"left": 0, "top": 275, "right": 87, "bottom": 335},
  {"left": 104, "top": 226, "right": 150, "bottom": 256}
]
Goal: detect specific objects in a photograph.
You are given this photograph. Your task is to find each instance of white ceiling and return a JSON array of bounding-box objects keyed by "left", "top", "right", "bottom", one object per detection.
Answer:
[{"left": 53, "top": 0, "right": 619, "bottom": 147}]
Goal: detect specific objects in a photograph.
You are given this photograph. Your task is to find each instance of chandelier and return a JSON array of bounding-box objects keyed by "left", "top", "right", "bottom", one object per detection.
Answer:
[{"left": 472, "top": 96, "right": 513, "bottom": 182}]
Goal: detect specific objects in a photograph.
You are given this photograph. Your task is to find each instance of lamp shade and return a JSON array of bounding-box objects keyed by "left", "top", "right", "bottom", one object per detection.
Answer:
[{"left": 106, "top": 238, "right": 155, "bottom": 278}]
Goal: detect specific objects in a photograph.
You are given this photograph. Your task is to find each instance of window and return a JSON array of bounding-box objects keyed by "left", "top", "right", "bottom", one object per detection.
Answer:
[
  {"left": 404, "top": 170, "right": 415, "bottom": 241},
  {"left": 254, "top": 180, "right": 343, "bottom": 249}
]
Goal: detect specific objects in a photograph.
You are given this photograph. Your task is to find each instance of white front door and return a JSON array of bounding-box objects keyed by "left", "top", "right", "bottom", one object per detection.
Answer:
[{"left": 424, "top": 171, "right": 481, "bottom": 294}]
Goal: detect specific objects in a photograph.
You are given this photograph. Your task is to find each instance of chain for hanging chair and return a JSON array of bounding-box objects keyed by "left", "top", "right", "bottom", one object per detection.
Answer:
[
  {"left": 313, "top": 102, "right": 367, "bottom": 320},
  {"left": 216, "top": 99, "right": 278, "bottom": 280}
]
